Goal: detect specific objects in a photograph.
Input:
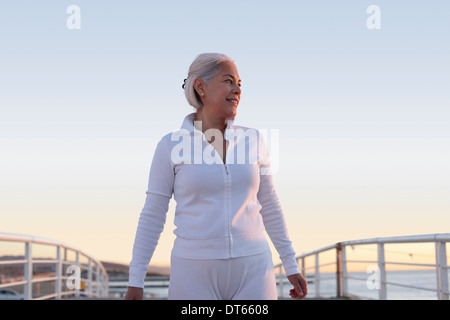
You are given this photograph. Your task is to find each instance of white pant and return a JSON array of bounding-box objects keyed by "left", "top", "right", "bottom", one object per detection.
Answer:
[{"left": 168, "top": 250, "right": 278, "bottom": 300}]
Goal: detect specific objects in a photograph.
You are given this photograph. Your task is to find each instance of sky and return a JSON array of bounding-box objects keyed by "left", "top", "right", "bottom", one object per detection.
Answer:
[{"left": 1, "top": 1, "right": 449, "bottom": 268}]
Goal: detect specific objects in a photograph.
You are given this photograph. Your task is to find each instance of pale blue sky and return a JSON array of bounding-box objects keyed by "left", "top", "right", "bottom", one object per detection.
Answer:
[{"left": 1, "top": 1, "right": 449, "bottom": 264}]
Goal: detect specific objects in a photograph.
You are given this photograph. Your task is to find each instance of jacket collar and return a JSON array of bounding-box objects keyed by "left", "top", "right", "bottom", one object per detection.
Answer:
[{"left": 181, "top": 112, "right": 235, "bottom": 134}]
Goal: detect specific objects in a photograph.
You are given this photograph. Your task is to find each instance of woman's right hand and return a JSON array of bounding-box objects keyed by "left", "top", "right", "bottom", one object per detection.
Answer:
[{"left": 125, "top": 286, "right": 144, "bottom": 300}]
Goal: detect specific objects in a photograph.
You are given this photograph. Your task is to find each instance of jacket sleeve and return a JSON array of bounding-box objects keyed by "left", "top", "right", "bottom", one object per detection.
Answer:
[
  {"left": 256, "top": 133, "right": 300, "bottom": 276},
  {"left": 128, "top": 138, "right": 174, "bottom": 288}
]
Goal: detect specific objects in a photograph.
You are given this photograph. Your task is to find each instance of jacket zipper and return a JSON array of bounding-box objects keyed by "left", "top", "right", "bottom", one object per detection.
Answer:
[{"left": 224, "top": 164, "right": 232, "bottom": 257}]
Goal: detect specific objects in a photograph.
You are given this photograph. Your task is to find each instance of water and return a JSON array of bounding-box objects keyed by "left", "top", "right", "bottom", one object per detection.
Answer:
[{"left": 280, "top": 269, "right": 442, "bottom": 300}]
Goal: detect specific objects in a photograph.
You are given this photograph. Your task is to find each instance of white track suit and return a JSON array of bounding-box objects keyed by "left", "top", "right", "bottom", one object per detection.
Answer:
[
  {"left": 168, "top": 250, "right": 278, "bottom": 300},
  {"left": 128, "top": 113, "right": 300, "bottom": 299}
]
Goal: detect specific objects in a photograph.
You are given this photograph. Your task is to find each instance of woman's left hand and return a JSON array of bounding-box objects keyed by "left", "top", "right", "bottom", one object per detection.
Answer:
[{"left": 287, "top": 273, "right": 308, "bottom": 299}]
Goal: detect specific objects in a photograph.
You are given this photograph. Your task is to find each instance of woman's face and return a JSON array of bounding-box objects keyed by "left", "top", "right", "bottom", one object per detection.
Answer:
[{"left": 199, "top": 61, "right": 242, "bottom": 119}]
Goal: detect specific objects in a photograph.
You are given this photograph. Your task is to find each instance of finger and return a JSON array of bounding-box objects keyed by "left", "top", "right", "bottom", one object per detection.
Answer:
[
  {"left": 300, "top": 278, "right": 308, "bottom": 297},
  {"left": 294, "top": 280, "right": 304, "bottom": 296},
  {"left": 289, "top": 289, "right": 297, "bottom": 298},
  {"left": 295, "top": 278, "right": 309, "bottom": 299}
]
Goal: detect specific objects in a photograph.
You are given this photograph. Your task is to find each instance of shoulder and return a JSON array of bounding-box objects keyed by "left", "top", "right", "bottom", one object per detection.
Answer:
[{"left": 158, "top": 128, "right": 193, "bottom": 148}]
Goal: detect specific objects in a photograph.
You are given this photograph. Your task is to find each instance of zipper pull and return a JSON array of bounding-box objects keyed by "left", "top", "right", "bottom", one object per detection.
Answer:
[{"left": 224, "top": 164, "right": 229, "bottom": 175}]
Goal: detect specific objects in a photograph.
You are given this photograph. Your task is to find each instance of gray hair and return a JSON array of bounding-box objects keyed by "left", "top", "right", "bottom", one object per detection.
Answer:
[{"left": 183, "top": 53, "right": 235, "bottom": 110}]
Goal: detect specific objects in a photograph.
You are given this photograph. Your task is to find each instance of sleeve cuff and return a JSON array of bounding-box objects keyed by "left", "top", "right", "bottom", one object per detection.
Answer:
[
  {"left": 282, "top": 256, "right": 301, "bottom": 276},
  {"left": 128, "top": 263, "right": 147, "bottom": 288}
]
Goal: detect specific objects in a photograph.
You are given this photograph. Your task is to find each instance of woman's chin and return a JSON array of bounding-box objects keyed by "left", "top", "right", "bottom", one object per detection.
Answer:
[{"left": 229, "top": 106, "right": 238, "bottom": 116}]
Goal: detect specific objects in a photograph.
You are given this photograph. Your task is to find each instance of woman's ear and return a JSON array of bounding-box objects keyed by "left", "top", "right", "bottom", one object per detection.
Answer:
[{"left": 194, "top": 78, "right": 205, "bottom": 97}]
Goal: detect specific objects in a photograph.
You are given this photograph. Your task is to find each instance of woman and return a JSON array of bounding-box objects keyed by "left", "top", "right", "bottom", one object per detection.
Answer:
[{"left": 125, "top": 53, "right": 307, "bottom": 300}]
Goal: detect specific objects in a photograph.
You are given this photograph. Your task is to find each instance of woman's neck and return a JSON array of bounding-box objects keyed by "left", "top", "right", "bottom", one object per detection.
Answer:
[{"left": 194, "top": 108, "right": 227, "bottom": 134}]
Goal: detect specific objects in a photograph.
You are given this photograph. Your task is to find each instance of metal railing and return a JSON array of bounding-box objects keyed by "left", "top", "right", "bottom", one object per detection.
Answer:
[
  {"left": 275, "top": 233, "right": 449, "bottom": 300},
  {"left": 0, "top": 232, "right": 108, "bottom": 300}
]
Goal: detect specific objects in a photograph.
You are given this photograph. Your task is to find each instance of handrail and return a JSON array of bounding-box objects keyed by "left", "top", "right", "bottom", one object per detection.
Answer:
[
  {"left": 274, "top": 233, "right": 449, "bottom": 300},
  {"left": 0, "top": 232, "right": 109, "bottom": 300}
]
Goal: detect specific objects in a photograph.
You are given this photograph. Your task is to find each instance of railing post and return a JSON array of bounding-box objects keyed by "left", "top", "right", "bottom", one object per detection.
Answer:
[
  {"left": 87, "top": 258, "right": 93, "bottom": 296},
  {"left": 336, "top": 243, "right": 342, "bottom": 298},
  {"left": 56, "top": 245, "right": 62, "bottom": 299},
  {"left": 96, "top": 263, "right": 101, "bottom": 297},
  {"left": 301, "top": 257, "right": 305, "bottom": 276},
  {"left": 24, "top": 242, "right": 32, "bottom": 300},
  {"left": 377, "top": 243, "right": 387, "bottom": 300},
  {"left": 75, "top": 251, "right": 80, "bottom": 298},
  {"left": 315, "top": 252, "right": 320, "bottom": 297},
  {"left": 342, "top": 245, "right": 348, "bottom": 297},
  {"left": 435, "top": 241, "right": 449, "bottom": 300}
]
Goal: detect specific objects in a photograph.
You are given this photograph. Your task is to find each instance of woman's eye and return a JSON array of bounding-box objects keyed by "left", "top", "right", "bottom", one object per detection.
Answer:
[{"left": 225, "top": 79, "right": 241, "bottom": 87}]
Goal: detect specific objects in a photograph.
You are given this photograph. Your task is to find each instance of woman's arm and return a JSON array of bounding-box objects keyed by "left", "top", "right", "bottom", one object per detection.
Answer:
[
  {"left": 256, "top": 134, "right": 307, "bottom": 298},
  {"left": 127, "top": 138, "right": 174, "bottom": 291},
  {"left": 256, "top": 133, "right": 300, "bottom": 276},
  {"left": 257, "top": 171, "right": 300, "bottom": 276},
  {"left": 128, "top": 192, "right": 171, "bottom": 288}
]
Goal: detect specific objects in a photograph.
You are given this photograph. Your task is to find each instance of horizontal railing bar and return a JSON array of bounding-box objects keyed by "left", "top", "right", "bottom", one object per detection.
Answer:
[
  {"left": 0, "top": 260, "right": 27, "bottom": 265},
  {"left": 384, "top": 281, "right": 437, "bottom": 292},
  {"left": 317, "top": 276, "right": 336, "bottom": 281},
  {"left": 302, "top": 266, "right": 316, "bottom": 271},
  {"left": 343, "top": 277, "right": 438, "bottom": 293},
  {"left": 340, "top": 233, "right": 450, "bottom": 246},
  {"left": 347, "top": 293, "right": 376, "bottom": 300},
  {"left": 31, "top": 276, "right": 58, "bottom": 283},
  {"left": 0, "top": 259, "right": 100, "bottom": 270},
  {"left": 33, "top": 293, "right": 59, "bottom": 300},
  {"left": 316, "top": 262, "right": 336, "bottom": 268},
  {"left": 344, "top": 275, "right": 367, "bottom": 282},
  {"left": 59, "top": 291, "right": 79, "bottom": 297},
  {"left": 60, "top": 259, "right": 90, "bottom": 263},
  {"left": 0, "top": 280, "right": 28, "bottom": 289},
  {"left": 316, "top": 292, "right": 338, "bottom": 295},
  {"left": 294, "top": 244, "right": 338, "bottom": 260},
  {"left": 59, "top": 276, "right": 95, "bottom": 281},
  {"left": 345, "top": 260, "right": 436, "bottom": 267},
  {"left": 32, "top": 259, "right": 58, "bottom": 264},
  {"left": 0, "top": 233, "right": 89, "bottom": 256},
  {"left": 345, "top": 260, "right": 378, "bottom": 264},
  {"left": 300, "top": 263, "right": 337, "bottom": 271},
  {"left": 384, "top": 261, "right": 436, "bottom": 267}
]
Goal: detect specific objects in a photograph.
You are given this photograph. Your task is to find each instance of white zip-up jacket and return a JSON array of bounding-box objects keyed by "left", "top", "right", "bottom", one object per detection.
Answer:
[{"left": 128, "top": 113, "right": 300, "bottom": 288}]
